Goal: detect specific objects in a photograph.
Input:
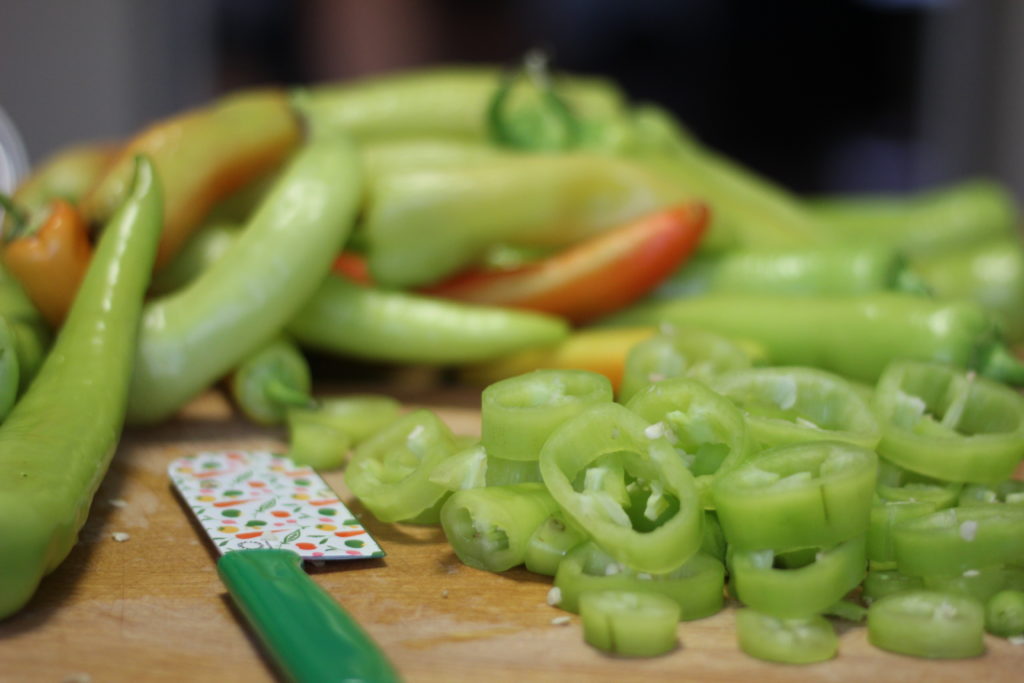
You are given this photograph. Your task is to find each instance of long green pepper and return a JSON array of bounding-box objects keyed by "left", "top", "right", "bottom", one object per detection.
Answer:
[{"left": 0, "top": 156, "right": 162, "bottom": 618}]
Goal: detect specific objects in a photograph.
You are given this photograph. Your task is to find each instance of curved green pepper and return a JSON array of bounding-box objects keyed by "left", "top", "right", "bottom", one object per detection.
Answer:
[
  {"left": 809, "top": 178, "right": 1017, "bottom": 258},
  {"left": 609, "top": 292, "right": 1024, "bottom": 385},
  {"left": 655, "top": 245, "right": 929, "bottom": 300},
  {"left": 0, "top": 155, "right": 161, "bottom": 618},
  {"left": 873, "top": 360, "right": 1024, "bottom": 483},
  {"left": 539, "top": 402, "right": 703, "bottom": 573},
  {"left": 288, "top": 276, "right": 570, "bottom": 365},
  {"left": 126, "top": 134, "right": 363, "bottom": 425}
]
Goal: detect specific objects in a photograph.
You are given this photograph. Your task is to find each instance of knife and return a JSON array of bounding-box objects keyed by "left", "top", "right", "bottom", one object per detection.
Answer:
[{"left": 169, "top": 450, "right": 401, "bottom": 683}]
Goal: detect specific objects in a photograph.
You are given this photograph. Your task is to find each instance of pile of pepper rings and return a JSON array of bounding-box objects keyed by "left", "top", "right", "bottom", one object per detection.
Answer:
[{"left": 0, "top": 55, "right": 1022, "bottom": 660}]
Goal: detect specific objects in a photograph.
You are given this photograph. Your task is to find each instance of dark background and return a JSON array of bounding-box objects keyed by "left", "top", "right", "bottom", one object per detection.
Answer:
[{"left": 2, "top": 0, "right": 1023, "bottom": 200}]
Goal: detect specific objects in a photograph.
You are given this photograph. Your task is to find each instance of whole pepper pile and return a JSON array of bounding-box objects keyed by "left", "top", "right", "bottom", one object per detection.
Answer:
[{"left": 1, "top": 54, "right": 1023, "bottom": 652}]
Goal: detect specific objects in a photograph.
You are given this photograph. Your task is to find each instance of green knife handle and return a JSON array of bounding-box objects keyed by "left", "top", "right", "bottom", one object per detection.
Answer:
[{"left": 217, "top": 549, "right": 402, "bottom": 683}]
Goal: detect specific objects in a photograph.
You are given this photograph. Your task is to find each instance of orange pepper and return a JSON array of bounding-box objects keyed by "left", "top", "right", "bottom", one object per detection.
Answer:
[
  {"left": 2, "top": 199, "right": 93, "bottom": 327},
  {"left": 81, "top": 88, "right": 301, "bottom": 269}
]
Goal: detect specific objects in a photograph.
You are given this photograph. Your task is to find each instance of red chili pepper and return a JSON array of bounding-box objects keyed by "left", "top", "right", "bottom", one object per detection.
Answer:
[
  {"left": 422, "top": 203, "right": 709, "bottom": 324},
  {"left": 331, "top": 251, "right": 374, "bottom": 285}
]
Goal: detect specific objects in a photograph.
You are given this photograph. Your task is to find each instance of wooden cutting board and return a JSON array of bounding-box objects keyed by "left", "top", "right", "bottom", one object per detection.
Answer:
[{"left": 0, "top": 382, "right": 1021, "bottom": 683}]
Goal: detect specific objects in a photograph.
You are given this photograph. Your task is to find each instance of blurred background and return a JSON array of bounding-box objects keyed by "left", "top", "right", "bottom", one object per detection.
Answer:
[{"left": 1, "top": 0, "right": 1022, "bottom": 201}]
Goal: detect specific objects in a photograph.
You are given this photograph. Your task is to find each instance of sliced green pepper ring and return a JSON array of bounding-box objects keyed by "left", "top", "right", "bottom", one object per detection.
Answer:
[
  {"left": 875, "top": 458, "right": 963, "bottom": 508},
  {"left": 892, "top": 505, "right": 1024, "bottom": 576},
  {"left": 986, "top": 589, "right": 1024, "bottom": 637},
  {"left": 552, "top": 541, "right": 725, "bottom": 620},
  {"left": 712, "top": 440, "right": 878, "bottom": 552},
  {"left": 579, "top": 590, "right": 680, "bottom": 657},
  {"left": 922, "top": 564, "right": 1015, "bottom": 605},
  {"left": 867, "top": 590, "right": 986, "bottom": 659},
  {"left": 539, "top": 402, "right": 703, "bottom": 573},
  {"left": 524, "top": 510, "right": 588, "bottom": 576},
  {"left": 862, "top": 569, "right": 925, "bottom": 603},
  {"left": 617, "top": 327, "right": 758, "bottom": 404},
  {"left": 710, "top": 366, "right": 881, "bottom": 451},
  {"left": 428, "top": 442, "right": 488, "bottom": 492},
  {"left": 485, "top": 452, "right": 542, "bottom": 486},
  {"left": 625, "top": 376, "right": 750, "bottom": 509},
  {"left": 439, "top": 482, "right": 560, "bottom": 572},
  {"left": 959, "top": 480, "right": 1024, "bottom": 507},
  {"left": 481, "top": 369, "right": 613, "bottom": 462},
  {"left": 728, "top": 535, "right": 867, "bottom": 618},
  {"left": 735, "top": 609, "right": 838, "bottom": 665},
  {"left": 874, "top": 360, "right": 1024, "bottom": 483},
  {"left": 868, "top": 498, "right": 941, "bottom": 569},
  {"left": 345, "top": 409, "right": 458, "bottom": 523}
]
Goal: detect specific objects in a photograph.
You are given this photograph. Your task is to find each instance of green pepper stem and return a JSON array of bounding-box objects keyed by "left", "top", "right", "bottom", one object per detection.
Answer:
[
  {"left": 264, "top": 378, "right": 315, "bottom": 411},
  {"left": 486, "top": 49, "right": 579, "bottom": 151},
  {"left": 0, "top": 194, "right": 28, "bottom": 239},
  {"left": 979, "top": 344, "right": 1024, "bottom": 386}
]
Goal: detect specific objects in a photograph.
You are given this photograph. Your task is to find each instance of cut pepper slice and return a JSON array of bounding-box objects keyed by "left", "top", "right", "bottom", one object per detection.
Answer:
[
  {"left": 891, "top": 505, "right": 1024, "bottom": 576},
  {"left": 867, "top": 590, "right": 986, "bottom": 659},
  {"left": 624, "top": 376, "right": 750, "bottom": 509},
  {"left": 874, "top": 360, "right": 1024, "bottom": 483},
  {"left": 735, "top": 609, "right": 838, "bottom": 665},
  {"left": 552, "top": 541, "right": 724, "bottom": 620},
  {"left": 728, "top": 535, "right": 867, "bottom": 618},
  {"left": 712, "top": 440, "right": 878, "bottom": 551},
  {"left": 481, "top": 369, "right": 613, "bottom": 462},
  {"left": 579, "top": 590, "right": 680, "bottom": 657},
  {"left": 540, "top": 403, "right": 704, "bottom": 573},
  {"left": 345, "top": 409, "right": 457, "bottom": 523},
  {"left": 439, "top": 482, "right": 560, "bottom": 572},
  {"left": 710, "top": 366, "right": 881, "bottom": 451}
]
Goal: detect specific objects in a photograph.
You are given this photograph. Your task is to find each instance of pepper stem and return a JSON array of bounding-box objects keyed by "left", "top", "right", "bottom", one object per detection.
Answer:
[
  {"left": 0, "top": 193, "right": 28, "bottom": 239},
  {"left": 486, "top": 49, "right": 579, "bottom": 151},
  {"left": 979, "top": 344, "right": 1024, "bottom": 386},
  {"left": 264, "top": 378, "right": 316, "bottom": 411}
]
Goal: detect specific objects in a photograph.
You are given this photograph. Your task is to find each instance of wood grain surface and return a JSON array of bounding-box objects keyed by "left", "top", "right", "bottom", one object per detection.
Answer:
[{"left": 1, "top": 382, "right": 1021, "bottom": 683}]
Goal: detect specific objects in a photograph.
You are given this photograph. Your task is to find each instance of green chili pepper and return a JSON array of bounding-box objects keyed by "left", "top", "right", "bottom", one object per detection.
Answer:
[
  {"left": 284, "top": 408, "right": 351, "bottom": 471},
  {"left": 539, "top": 402, "right": 703, "bottom": 573},
  {"left": 0, "top": 263, "right": 51, "bottom": 393},
  {"left": 873, "top": 360, "right": 1024, "bottom": 484},
  {"left": 484, "top": 453, "right": 542, "bottom": 486},
  {"left": 552, "top": 541, "right": 725, "bottom": 620},
  {"left": 346, "top": 409, "right": 458, "bottom": 524},
  {"left": 867, "top": 590, "right": 986, "bottom": 659},
  {"left": 361, "top": 138, "right": 500, "bottom": 179},
  {"left": 148, "top": 221, "right": 239, "bottom": 295},
  {"left": 655, "top": 245, "right": 929, "bottom": 300},
  {"left": 710, "top": 366, "right": 881, "bottom": 452},
  {"left": 869, "top": 499, "right": 946, "bottom": 570},
  {"left": 293, "top": 65, "right": 626, "bottom": 144},
  {"left": 734, "top": 609, "right": 838, "bottom": 665},
  {"left": 912, "top": 236, "right": 1024, "bottom": 343},
  {"left": 876, "top": 458, "right": 963, "bottom": 508},
  {"left": 985, "top": 589, "right": 1024, "bottom": 637},
  {"left": 809, "top": 178, "right": 1018, "bottom": 259},
  {"left": 361, "top": 152, "right": 684, "bottom": 289},
  {"left": 728, "top": 536, "right": 867, "bottom": 619},
  {"left": 0, "top": 155, "right": 161, "bottom": 619},
  {"left": 288, "top": 276, "right": 570, "bottom": 365},
  {"left": 712, "top": 441, "right": 878, "bottom": 552},
  {"left": 624, "top": 377, "right": 749, "bottom": 509},
  {"left": 891, "top": 506, "right": 1024, "bottom": 577},
  {"left": 617, "top": 327, "right": 760, "bottom": 404},
  {"left": 578, "top": 590, "right": 680, "bottom": 657},
  {"left": 127, "top": 134, "right": 363, "bottom": 425},
  {"left": 480, "top": 369, "right": 613, "bottom": 462},
  {"left": 230, "top": 336, "right": 313, "bottom": 426},
  {"left": 608, "top": 292, "right": 1024, "bottom": 385},
  {"left": 523, "top": 511, "right": 588, "bottom": 576},
  {"left": 439, "top": 482, "right": 560, "bottom": 572}
]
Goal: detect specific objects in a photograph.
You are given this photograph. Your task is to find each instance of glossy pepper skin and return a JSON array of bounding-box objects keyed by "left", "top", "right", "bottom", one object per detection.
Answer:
[
  {"left": 126, "top": 134, "right": 362, "bottom": 425},
  {"left": 2, "top": 198, "right": 92, "bottom": 327},
  {"left": 422, "top": 203, "right": 708, "bottom": 325},
  {"left": 608, "top": 292, "right": 1024, "bottom": 385},
  {"left": 82, "top": 88, "right": 300, "bottom": 270},
  {"left": 0, "top": 155, "right": 162, "bottom": 619},
  {"left": 7, "top": 141, "right": 117, "bottom": 215}
]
